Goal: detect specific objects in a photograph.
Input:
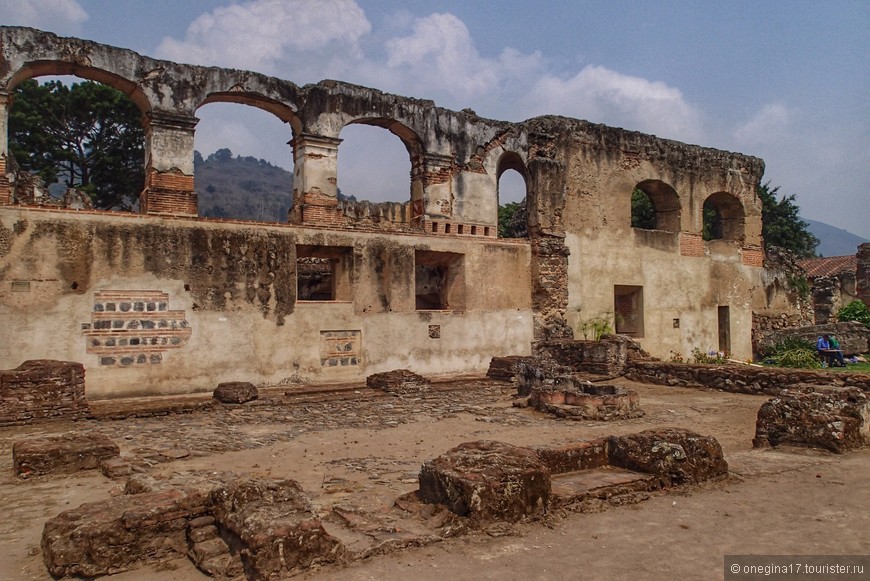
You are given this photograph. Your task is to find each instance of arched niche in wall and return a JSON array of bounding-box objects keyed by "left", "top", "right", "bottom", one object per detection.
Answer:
[
  {"left": 703, "top": 191, "right": 745, "bottom": 241},
  {"left": 496, "top": 151, "right": 529, "bottom": 238},
  {"left": 194, "top": 94, "right": 299, "bottom": 222},
  {"left": 6, "top": 69, "right": 148, "bottom": 212},
  {"left": 630, "top": 179, "right": 681, "bottom": 232}
]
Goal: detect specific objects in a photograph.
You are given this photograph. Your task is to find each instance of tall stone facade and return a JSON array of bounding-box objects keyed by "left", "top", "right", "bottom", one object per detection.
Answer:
[{"left": 0, "top": 26, "right": 774, "bottom": 397}]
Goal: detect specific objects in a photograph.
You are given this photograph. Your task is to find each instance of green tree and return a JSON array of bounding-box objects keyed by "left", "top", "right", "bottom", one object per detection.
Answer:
[
  {"left": 630, "top": 188, "right": 656, "bottom": 229},
  {"left": 758, "top": 182, "right": 818, "bottom": 258},
  {"left": 9, "top": 79, "right": 145, "bottom": 210},
  {"left": 498, "top": 201, "right": 521, "bottom": 237}
]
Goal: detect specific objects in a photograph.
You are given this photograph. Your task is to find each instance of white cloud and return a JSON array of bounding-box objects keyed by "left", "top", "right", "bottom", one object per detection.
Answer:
[
  {"left": 381, "top": 13, "right": 545, "bottom": 105},
  {"left": 156, "top": 0, "right": 371, "bottom": 74},
  {"left": 0, "top": 0, "right": 87, "bottom": 34},
  {"left": 519, "top": 65, "right": 704, "bottom": 143},
  {"left": 732, "top": 102, "right": 794, "bottom": 145}
]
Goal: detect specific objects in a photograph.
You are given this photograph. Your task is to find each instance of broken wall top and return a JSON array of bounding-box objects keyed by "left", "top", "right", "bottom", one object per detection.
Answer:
[{"left": 0, "top": 26, "right": 762, "bottom": 182}]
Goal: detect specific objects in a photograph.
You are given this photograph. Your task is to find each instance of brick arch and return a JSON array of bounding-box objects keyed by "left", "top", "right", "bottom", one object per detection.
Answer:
[
  {"left": 7, "top": 61, "right": 151, "bottom": 114},
  {"left": 703, "top": 191, "right": 745, "bottom": 241},
  {"left": 197, "top": 93, "right": 302, "bottom": 136},
  {"left": 342, "top": 117, "right": 424, "bottom": 159},
  {"left": 633, "top": 179, "right": 681, "bottom": 232}
]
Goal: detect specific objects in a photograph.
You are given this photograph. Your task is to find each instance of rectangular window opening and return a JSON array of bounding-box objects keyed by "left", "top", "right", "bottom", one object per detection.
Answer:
[
  {"left": 296, "top": 245, "right": 352, "bottom": 301},
  {"left": 614, "top": 285, "right": 644, "bottom": 338},
  {"left": 415, "top": 250, "right": 466, "bottom": 311}
]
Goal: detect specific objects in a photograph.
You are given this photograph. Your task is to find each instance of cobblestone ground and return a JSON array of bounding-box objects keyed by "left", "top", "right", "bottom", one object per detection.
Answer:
[{"left": 1, "top": 378, "right": 867, "bottom": 580}]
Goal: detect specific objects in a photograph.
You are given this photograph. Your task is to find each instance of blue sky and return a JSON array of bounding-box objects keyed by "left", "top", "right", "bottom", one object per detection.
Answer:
[{"left": 2, "top": 0, "right": 868, "bottom": 238}]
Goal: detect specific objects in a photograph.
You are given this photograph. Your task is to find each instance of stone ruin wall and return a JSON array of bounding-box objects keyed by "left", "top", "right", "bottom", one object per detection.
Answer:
[
  {"left": 0, "top": 360, "right": 90, "bottom": 425},
  {"left": 857, "top": 243, "right": 870, "bottom": 307},
  {"left": 0, "top": 26, "right": 795, "bottom": 396}
]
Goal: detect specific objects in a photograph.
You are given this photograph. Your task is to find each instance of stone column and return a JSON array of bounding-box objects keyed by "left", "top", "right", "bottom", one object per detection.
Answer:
[
  {"left": 417, "top": 152, "right": 455, "bottom": 219},
  {"left": 857, "top": 243, "right": 870, "bottom": 307},
  {"left": 527, "top": 156, "right": 573, "bottom": 342},
  {"left": 288, "top": 133, "right": 343, "bottom": 226},
  {"left": 0, "top": 91, "right": 11, "bottom": 205},
  {"left": 141, "top": 112, "right": 198, "bottom": 216}
]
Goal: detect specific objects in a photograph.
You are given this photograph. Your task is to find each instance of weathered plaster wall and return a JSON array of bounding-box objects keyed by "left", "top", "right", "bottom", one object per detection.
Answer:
[
  {"left": 522, "top": 118, "right": 765, "bottom": 361},
  {"left": 0, "top": 208, "right": 532, "bottom": 398},
  {"left": 0, "top": 26, "right": 784, "bottom": 388}
]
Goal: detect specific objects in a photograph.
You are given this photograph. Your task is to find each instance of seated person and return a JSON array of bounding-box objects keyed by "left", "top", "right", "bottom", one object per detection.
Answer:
[
  {"left": 816, "top": 334, "right": 831, "bottom": 365},
  {"left": 828, "top": 335, "right": 847, "bottom": 367}
]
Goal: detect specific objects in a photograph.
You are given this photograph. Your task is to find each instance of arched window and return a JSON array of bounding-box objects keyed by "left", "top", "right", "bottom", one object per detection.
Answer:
[
  {"left": 8, "top": 74, "right": 146, "bottom": 211},
  {"left": 193, "top": 101, "right": 295, "bottom": 222},
  {"left": 496, "top": 151, "right": 528, "bottom": 238},
  {"left": 338, "top": 122, "right": 414, "bottom": 203},
  {"left": 703, "top": 192, "right": 745, "bottom": 241},
  {"left": 630, "top": 179, "right": 680, "bottom": 232}
]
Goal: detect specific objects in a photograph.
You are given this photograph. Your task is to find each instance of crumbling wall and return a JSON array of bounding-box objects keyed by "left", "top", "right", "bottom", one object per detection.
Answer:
[
  {"left": 0, "top": 208, "right": 533, "bottom": 398},
  {"left": 857, "top": 243, "right": 870, "bottom": 307},
  {"left": 0, "top": 360, "right": 90, "bottom": 426},
  {"left": 625, "top": 360, "right": 870, "bottom": 395},
  {"left": 757, "top": 321, "right": 870, "bottom": 357},
  {"left": 0, "top": 25, "right": 783, "bottom": 390}
]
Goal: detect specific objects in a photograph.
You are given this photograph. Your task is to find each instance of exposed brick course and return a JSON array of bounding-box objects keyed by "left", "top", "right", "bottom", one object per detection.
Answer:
[{"left": 0, "top": 360, "right": 90, "bottom": 426}]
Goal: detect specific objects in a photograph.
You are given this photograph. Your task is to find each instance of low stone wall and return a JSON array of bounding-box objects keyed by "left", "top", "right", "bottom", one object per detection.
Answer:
[
  {"left": 13, "top": 433, "right": 119, "bottom": 477},
  {"left": 0, "top": 360, "right": 90, "bottom": 426},
  {"left": 753, "top": 388, "right": 869, "bottom": 453},
  {"left": 756, "top": 321, "right": 870, "bottom": 356},
  {"left": 625, "top": 361, "right": 870, "bottom": 395},
  {"left": 417, "top": 429, "right": 727, "bottom": 521},
  {"left": 533, "top": 337, "right": 627, "bottom": 376}
]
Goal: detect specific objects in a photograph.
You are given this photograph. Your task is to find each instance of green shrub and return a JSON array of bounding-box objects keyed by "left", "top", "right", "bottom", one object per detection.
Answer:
[
  {"left": 837, "top": 300, "right": 870, "bottom": 328},
  {"left": 772, "top": 347, "right": 821, "bottom": 369},
  {"left": 578, "top": 313, "right": 613, "bottom": 341},
  {"left": 761, "top": 337, "right": 815, "bottom": 359}
]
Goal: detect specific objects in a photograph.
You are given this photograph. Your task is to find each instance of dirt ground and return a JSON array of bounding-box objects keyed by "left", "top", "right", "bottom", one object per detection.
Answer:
[{"left": 0, "top": 378, "right": 867, "bottom": 581}]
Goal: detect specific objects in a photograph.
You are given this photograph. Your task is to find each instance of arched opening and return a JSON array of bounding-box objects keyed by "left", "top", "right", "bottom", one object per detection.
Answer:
[
  {"left": 496, "top": 151, "right": 528, "bottom": 238},
  {"left": 336, "top": 121, "right": 417, "bottom": 224},
  {"left": 193, "top": 101, "right": 296, "bottom": 222},
  {"left": 7, "top": 74, "right": 146, "bottom": 211},
  {"left": 631, "top": 179, "right": 680, "bottom": 232},
  {"left": 703, "top": 192, "right": 745, "bottom": 241},
  {"left": 337, "top": 122, "right": 414, "bottom": 203}
]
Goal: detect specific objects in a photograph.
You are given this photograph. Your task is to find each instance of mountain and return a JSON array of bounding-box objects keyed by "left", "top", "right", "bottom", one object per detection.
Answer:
[
  {"left": 805, "top": 219, "right": 868, "bottom": 257},
  {"left": 195, "top": 149, "right": 294, "bottom": 222}
]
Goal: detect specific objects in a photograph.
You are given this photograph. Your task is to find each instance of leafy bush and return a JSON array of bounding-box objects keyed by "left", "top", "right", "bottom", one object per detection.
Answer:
[
  {"left": 667, "top": 351, "right": 685, "bottom": 363},
  {"left": 771, "top": 347, "right": 821, "bottom": 369},
  {"left": 578, "top": 313, "right": 613, "bottom": 341},
  {"left": 837, "top": 300, "right": 870, "bottom": 328},
  {"left": 761, "top": 337, "right": 816, "bottom": 359}
]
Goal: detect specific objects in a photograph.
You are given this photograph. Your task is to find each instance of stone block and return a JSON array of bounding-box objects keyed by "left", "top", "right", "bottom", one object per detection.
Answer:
[
  {"left": 529, "top": 379, "right": 643, "bottom": 420},
  {"left": 41, "top": 488, "right": 210, "bottom": 578},
  {"left": 213, "top": 381, "right": 258, "bottom": 404},
  {"left": 533, "top": 438, "right": 609, "bottom": 474},
  {"left": 606, "top": 428, "right": 728, "bottom": 486},
  {"left": 210, "top": 478, "right": 346, "bottom": 579},
  {"left": 366, "top": 369, "right": 430, "bottom": 394},
  {"left": 486, "top": 356, "right": 536, "bottom": 382},
  {"left": 13, "top": 432, "right": 119, "bottom": 477},
  {"left": 753, "top": 387, "right": 869, "bottom": 453},
  {"left": 0, "top": 360, "right": 90, "bottom": 426},
  {"left": 418, "top": 440, "right": 551, "bottom": 522},
  {"left": 100, "top": 457, "right": 132, "bottom": 478}
]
